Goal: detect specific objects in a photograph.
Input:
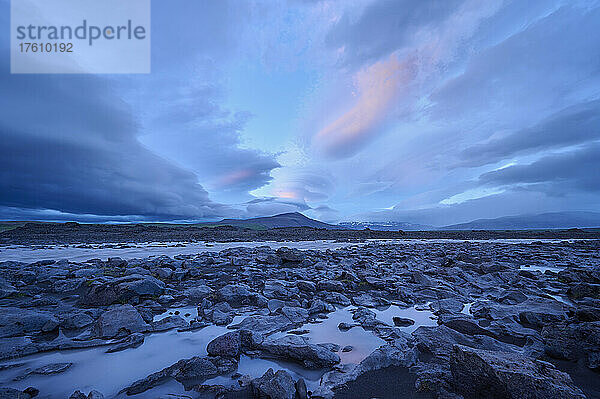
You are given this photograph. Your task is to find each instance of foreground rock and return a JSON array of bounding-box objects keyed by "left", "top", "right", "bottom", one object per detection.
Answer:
[
  {"left": 0, "top": 387, "right": 39, "bottom": 399},
  {"left": 79, "top": 275, "right": 165, "bottom": 307},
  {"left": 93, "top": 304, "right": 149, "bottom": 338},
  {"left": 251, "top": 368, "right": 296, "bottom": 399},
  {"left": 450, "top": 345, "right": 586, "bottom": 399},
  {"left": 542, "top": 321, "right": 600, "bottom": 369},
  {"left": 0, "top": 239, "right": 599, "bottom": 398},
  {"left": 69, "top": 390, "right": 104, "bottom": 399},
  {"left": 257, "top": 335, "right": 340, "bottom": 369},
  {"left": 124, "top": 355, "right": 238, "bottom": 394},
  {"left": 314, "top": 339, "right": 417, "bottom": 398}
]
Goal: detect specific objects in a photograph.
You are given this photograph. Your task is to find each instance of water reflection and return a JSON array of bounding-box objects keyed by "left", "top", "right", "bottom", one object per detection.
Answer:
[
  {"left": 372, "top": 304, "right": 437, "bottom": 333},
  {"left": 0, "top": 326, "right": 229, "bottom": 398}
]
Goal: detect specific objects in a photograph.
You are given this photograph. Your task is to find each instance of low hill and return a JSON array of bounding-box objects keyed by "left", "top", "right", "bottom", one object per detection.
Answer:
[
  {"left": 204, "top": 212, "right": 343, "bottom": 230},
  {"left": 442, "top": 211, "right": 600, "bottom": 230}
]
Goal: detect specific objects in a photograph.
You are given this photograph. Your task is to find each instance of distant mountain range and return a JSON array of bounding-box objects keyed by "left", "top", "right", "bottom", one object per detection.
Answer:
[
  {"left": 204, "top": 212, "right": 343, "bottom": 230},
  {"left": 203, "top": 211, "right": 600, "bottom": 231},
  {"left": 441, "top": 211, "right": 600, "bottom": 230},
  {"left": 338, "top": 221, "right": 436, "bottom": 231}
]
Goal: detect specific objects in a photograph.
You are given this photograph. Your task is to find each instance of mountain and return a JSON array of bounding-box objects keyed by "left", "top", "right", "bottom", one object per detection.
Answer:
[
  {"left": 205, "top": 212, "right": 343, "bottom": 230},
  {"left": 441, "top": 211, "right": 600, "bottom": 230},
  {"left": 338, "top": 221, "right": 437, "bottom": 231}
]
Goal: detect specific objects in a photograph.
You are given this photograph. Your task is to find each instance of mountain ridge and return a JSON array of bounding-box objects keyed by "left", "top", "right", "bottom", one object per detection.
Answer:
[
  {"left": 441, "top": 211, "right": 600, "bottom": 230},
  {"left": 202, "top": 210, "right": 600, "bottom": 231}
]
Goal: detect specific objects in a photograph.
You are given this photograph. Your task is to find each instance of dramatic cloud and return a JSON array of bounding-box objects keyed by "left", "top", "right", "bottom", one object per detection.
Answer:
[
  {"left": 140, "top": 107, "right": 280, "bottom": 200},
  {"left": 269, "top": 169, "right": 335, "bottom": 203},
  {"left": 479, "top": 144, "right": 600, "bottom": 193},
  {"left": 312, "top": 54, "right": 412, "bottom": 158},
  {"left": 0, "top": 0, "right": 283, "bottom": 221},
  {"left": 0, "top": 70, "right": 227, "bottom": 220},
  {"left": 326, "top": 0, "right": 464, "bottom": 66},
  {"left": 309, "top": 0, "right": 501, "bottom": 160},
  {"left": 431, "top": 4, "right": 600, "bottom": 122},
  {"left": 458, "top": 100, "right": 600, "bottom": 167},
  {"left": 2, "top": 0, "right": 600, "bottom": 223}
]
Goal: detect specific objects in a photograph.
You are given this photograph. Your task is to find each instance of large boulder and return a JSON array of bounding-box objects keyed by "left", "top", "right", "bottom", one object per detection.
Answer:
[
  {"left": 184, "top": 285, "right": 212, "bottom": 305},
  {"left": 217, "top": 284, "right": 263, "bottom": 308},
  {"left": 568, "top": 283, "right": 600, "bottom": 300},
  {"left": 0, "top": 307, "right": 57, "bottom": 338},
  {"left": 115, "top": 276, "right": 165, "bottom": 300},
  {"left": 0, "top": 336, "right": 39, "bottom": 360},
  {"left": 229, "top": 315, "right": 296, "bottom": 335},
  {"left": 125, "top": 355, "right": 237, "bottom": 395},
  {"left": 276, "top": 247, "right": 304, "bottom": 263},
  {"left": 79, "top": 276, "right": 164, "bottom": 306},
  {"left": 351, "top": 293, "right": 386, "bottom": 308},
  {"left": 558, "top": 268, "right": 600, "bottom": 284},
  {"left": 93, "top": 305, "right": 149, "bottom": 338},
  {"left": 280, "top": 306, "right": 309, "bottom": 324},
  {"left": 257, "top": 335, "right": 340, "bottom": 369},
  {"left": 313, "top": 341, "right": 417, "bottom": 399},
  {"left": 263, "top": 280, "right": 300, "bottom": 300},
  {"left": 0, "top": 277, "right": 16, "bottom": 299},
  {"left": 317, "top": 280, "right": 344, "bottom": 292},
  {"left": 470, "top": 298, "right": 570, "bottom": 330},
  {"left": 353, "top": 340, "right": 416, "bottom": 374},
  {"left": 251, "top": 368, "right": 296, "bottom": 399},
  {"left": 206, "top": 331, "right": 243, "bottom": 358},
  {"left": 542, "top": 321, "right": 600, "bottom": 369},
  {"left": 450, "top": 345, "right": 586, "bottom": 399},
  {"left": 60, "top": 312, "right": 94, "bottom": 330},
  {"left": 413, "top": 325, "right": 516, "bottom": 361}
]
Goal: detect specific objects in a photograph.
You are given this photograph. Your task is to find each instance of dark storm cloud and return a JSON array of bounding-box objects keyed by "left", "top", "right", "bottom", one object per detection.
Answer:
[
  {"left": 0, "top": 0, "right": 227, "bottom": 220},
  {"left": 0, "top": 0, "right": 280, "bottom": 220},
  {"left": 458, "top": 99, "right": 600, "bottom": 167},
  {"left": 479, "top": 144, "right": 600, "bottom": 194},
  {"left": 326, "top": 0, "right": 463, "bottom": 66},
  {"left": 0, "top": 72, "right": 226, "bottom": 219}
]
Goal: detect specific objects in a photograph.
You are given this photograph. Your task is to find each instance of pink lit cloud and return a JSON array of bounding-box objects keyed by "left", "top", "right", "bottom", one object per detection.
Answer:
[{"left": 312, "top": 53, "right": 414, "bottom": 158}]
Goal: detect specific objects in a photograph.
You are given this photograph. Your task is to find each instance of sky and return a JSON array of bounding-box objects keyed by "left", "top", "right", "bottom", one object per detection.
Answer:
[{"left": 1, "top": 0, "right": 600, "bottom": 226}]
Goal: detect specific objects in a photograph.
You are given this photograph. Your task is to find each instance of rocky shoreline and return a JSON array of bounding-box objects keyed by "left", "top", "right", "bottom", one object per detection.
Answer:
[{"left": 0, "top": 239, "right": 599, "bottom": 398}]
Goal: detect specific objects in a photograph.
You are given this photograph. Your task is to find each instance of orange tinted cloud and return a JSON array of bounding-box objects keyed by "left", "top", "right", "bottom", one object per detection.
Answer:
[
  {"left": 276, "top": 190, "right": 299, "bottom": 199},
  {"left": 313, "top": 53, "right": 413, "bottom": 158},
  {"left": 214, "top": 169, "right": 254, "bottom": 188}
]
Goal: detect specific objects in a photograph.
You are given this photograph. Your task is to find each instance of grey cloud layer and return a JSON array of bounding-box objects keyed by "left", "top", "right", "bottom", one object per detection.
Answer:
[
  {"left": 0, "top": 70, "right": 226, "bottom": 219},
  {"left": 431, "top": 5, "right": 600, "bottom": 120},
  {"left": 479, "top": 144, "right": 600, "bottom": 193},
  {"left": 459, "top": 100, "right": 600, "bottom": 167},
  {"left": 0, "top": 0, "right": 279, "bottom": 221},
  {"left": 326, "top": 0, "right": 463, "bottom": 66}
]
